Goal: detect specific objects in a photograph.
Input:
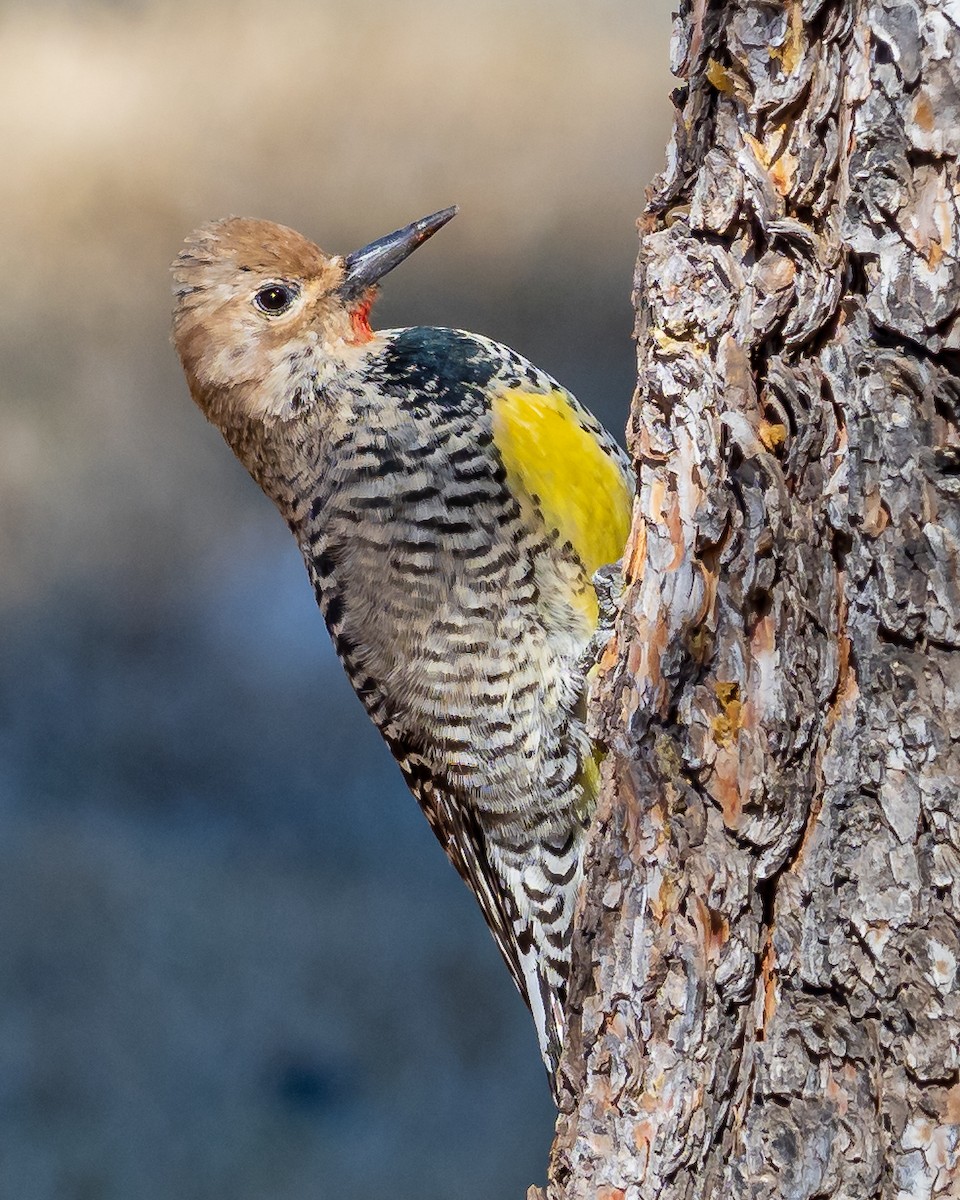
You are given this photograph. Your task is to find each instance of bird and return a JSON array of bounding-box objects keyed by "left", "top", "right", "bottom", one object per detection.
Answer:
[{"left": 170, "top": 207, "right": 633, "bottom": 1098}]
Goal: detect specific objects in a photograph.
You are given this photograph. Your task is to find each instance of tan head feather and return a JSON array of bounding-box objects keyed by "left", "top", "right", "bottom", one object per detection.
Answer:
[{"left": 171, "top": 217, "right": 357, "bottom": 429}]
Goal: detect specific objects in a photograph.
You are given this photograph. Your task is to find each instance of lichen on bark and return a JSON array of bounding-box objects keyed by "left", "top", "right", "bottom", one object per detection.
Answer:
[{"left": 539, "top": 1, "right": 960, "bottom": 1197}]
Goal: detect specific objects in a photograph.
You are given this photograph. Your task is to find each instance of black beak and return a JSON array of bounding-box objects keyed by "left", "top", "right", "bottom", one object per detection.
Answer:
[{"left": 340, "top": 206, "right": 458, "bottom": 300}]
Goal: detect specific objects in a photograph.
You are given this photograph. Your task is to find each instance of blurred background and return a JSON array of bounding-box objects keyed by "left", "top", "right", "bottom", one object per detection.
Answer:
[{"left": 0, "top": 1, "right": 674, "bottom": 1196}]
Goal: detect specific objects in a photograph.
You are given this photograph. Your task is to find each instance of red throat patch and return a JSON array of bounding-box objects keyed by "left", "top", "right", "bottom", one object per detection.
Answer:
[{"left": 348, "top": 296, "right": 375, "bottom": 344}]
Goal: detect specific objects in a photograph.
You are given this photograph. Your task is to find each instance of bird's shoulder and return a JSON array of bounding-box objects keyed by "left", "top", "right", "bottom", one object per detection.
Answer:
[
  {"left": 364, "top": 326, "right": 523, "bottom": 408},
  {"left": 365, "top": 327, "right": 633, "bottom": 573}
]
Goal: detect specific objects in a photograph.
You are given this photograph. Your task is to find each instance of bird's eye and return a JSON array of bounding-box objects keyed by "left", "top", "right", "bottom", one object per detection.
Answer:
[{"left": 253, "top": 283, "right": 298, "bottom": 315}]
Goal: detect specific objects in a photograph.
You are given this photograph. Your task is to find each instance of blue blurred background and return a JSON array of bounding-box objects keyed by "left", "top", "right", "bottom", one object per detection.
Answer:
[{"left": 0, "top": 2, "right": 674, "bottom": 1195}]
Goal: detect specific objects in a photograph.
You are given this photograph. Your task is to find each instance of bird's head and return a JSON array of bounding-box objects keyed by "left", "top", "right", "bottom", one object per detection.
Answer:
[{"left": 171, "top": 207, "right": 458, "bottom": 435}]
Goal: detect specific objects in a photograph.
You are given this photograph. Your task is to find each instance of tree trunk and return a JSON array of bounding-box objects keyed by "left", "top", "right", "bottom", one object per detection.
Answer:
[{"left": 537, "top": 1, "right": 960, "bottom": 1196}]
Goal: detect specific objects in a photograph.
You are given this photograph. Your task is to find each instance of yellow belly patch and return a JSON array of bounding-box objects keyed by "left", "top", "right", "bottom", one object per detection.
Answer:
[{"left": 491, "top": 387, "right": 633, "bottom": 626}]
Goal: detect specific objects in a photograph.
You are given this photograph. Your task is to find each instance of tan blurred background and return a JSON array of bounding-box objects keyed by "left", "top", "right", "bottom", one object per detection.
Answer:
[{"left": 0, "top": 1, "right": 675, "bottom": 1196}]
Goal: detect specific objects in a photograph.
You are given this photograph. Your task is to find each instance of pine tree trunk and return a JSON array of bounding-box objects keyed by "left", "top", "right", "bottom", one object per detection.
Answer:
[{"left": 537, "top": 1, "right": 960, "bottom": 1196}]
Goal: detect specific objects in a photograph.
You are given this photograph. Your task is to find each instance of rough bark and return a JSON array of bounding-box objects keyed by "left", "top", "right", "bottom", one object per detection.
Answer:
[{"left": 536, "top": 1, "right": 960, "bottom": 1197}]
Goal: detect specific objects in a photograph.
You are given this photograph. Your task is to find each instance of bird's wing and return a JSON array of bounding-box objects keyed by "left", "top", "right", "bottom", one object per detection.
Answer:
[
  {"left": 391, "top": 741, "right": 527, "bottom": 996},
  {"left": 392, "top": 741, "right": 567, "bottom": 1089}
]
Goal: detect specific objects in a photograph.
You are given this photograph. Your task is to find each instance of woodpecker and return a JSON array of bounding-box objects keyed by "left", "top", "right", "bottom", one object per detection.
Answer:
[{"left": 171, "top": 207, "right": 632, "bottom": 1096}]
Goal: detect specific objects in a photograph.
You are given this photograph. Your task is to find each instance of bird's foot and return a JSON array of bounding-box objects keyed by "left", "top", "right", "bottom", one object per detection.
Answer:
[{"left": 577, "top": 560, "right": 624, "bottom": 680}]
